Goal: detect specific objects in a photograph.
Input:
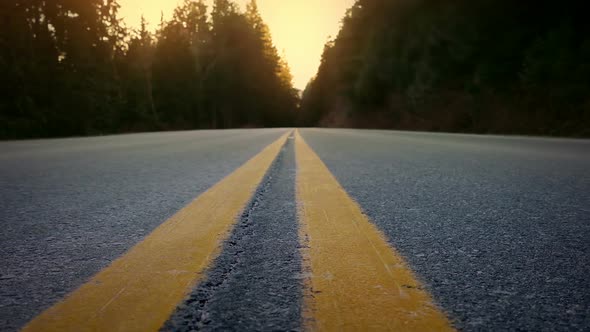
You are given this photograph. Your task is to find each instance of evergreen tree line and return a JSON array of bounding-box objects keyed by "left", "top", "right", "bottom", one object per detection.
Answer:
[
  {"left": 301, "top": 0, "right": 590, "bottom": 137},
  {"left": 0, "top": 0, "right": 298, "bottom": 139}
]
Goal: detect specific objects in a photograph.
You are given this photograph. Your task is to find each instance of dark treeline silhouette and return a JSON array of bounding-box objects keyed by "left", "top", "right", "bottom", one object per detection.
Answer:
[
  {"left": 301, "top": 0, "right": 590, "bottom": 137},
  {"left": 0, "top": 0, "right": 298, "bottom": 139}
]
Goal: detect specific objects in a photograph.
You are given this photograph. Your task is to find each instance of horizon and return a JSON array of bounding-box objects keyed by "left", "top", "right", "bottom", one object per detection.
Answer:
[{"left": 118, "top": 0, "right": 354, "bottom": 90}]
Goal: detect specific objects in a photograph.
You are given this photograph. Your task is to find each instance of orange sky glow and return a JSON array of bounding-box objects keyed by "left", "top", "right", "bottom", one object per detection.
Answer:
[{"left": 118, "top": 0, "right": 354, "bottom": 90}]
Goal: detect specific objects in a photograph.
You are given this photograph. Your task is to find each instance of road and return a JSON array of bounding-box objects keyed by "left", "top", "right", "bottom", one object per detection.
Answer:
[
  {"left": 299, "top": 129, "right": 590, "bottom": 331},
  {"left": 0, "top": 129, "right": 288, "bottom": 331},
  {"left": 1, "top": 128, "right": 589, "bottom": 331}
]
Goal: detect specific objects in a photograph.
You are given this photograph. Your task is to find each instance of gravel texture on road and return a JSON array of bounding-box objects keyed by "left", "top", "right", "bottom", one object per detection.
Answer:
[
  {"left": 2, "top": 128, "right": 589, "bottom": 331},
  {"left": 0, "top": 129, "right": 288, "bottom": 331},
  {"left": 300, "top": 128, "right": 590, "bottom": 331},
  {"left": 163, "top": 134, "right": 302, "bottom": 332}
]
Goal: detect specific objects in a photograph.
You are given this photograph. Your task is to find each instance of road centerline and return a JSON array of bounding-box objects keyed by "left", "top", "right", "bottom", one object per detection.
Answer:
[
  {"left": 163, "top": 131, "right": 302, "bottom": 331},
  {"left": 295, "top": 130, "right": 455, "bottom": 331},
  {"left": 22, "top": 131, "right": 291, "bottom": 332}
]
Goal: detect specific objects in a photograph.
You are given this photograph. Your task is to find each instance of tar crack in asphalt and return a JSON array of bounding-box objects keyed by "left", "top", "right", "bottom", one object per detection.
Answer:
[{"left": 162, "top": 134, "right": 303, "bottom": 331}]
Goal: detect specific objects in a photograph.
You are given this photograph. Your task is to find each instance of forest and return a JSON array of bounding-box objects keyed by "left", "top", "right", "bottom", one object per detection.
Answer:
[
  {"left": 0, "top": 0, "right": 298, "bottom": 138},
  {"left": 300, "top": 0, "right": 590, "bottom": 137},
  {"left": 2, "top": 1, "right": 589, "bottom": 138}
]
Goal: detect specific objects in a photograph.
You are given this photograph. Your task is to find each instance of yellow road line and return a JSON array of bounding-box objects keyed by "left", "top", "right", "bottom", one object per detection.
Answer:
[
  {"left": 23, "top": 131, "right": 291, "bottom": 332},
  {"left": 295, "top": 130, "right": 454, "bottom": 331}
]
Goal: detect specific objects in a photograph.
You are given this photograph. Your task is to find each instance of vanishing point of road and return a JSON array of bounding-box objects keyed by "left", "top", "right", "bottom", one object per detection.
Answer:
[{"left": 1, "top": 128, "right": 589, "bottom": 331}]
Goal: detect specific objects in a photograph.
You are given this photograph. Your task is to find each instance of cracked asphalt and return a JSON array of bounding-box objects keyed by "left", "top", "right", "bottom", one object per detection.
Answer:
[
  {"left": 1, "top": 128, "right": 589, "bottom": 331},
  {"left": 163, "top": 135, "right": 302, "bottom": 332},
  {"left": 0, "top": 129, "right": 288, "bottom": 331}
]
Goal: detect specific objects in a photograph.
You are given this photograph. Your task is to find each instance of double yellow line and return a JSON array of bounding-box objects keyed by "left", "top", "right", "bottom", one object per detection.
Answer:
[{"left": 24, "top": 130, "right": 454, "bottom": 331}]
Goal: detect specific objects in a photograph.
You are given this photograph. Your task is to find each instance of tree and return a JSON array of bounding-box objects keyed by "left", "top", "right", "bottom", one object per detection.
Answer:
[
  {"left": 0, "top": 0, "right": 299, "bottom": 138},
  {"left": 301, "top": 0, "right": 590, "bottom": 136}
]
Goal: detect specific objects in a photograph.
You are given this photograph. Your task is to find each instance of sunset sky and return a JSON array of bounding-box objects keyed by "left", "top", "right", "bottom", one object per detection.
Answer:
[{"left": 118, "top": 0, "right": 354, "bottom": 90}]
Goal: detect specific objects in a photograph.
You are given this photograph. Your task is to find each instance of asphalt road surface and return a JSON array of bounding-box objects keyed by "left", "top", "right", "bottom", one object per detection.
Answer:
[
  {"left": 1, "top": 128, "right": 589, "bottom": 331},
  {"left": 299, "top": 129, "right": 590, "bottom": 331},
  {"left": 0, "top": 129, "right": 289, "bottom": 331}
]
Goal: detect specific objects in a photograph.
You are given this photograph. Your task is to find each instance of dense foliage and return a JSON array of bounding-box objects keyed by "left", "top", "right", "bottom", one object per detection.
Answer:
[
  {"left": 0, "top": 0, "right": 298, "bottom": 138},
  {"left": 301, "top": 0, "right": 590, "bottom": 136}
]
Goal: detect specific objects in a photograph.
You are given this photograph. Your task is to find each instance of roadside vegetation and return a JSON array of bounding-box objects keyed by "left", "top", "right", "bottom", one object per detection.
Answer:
[
  {"left": 0, "top": 0, "right": 298, "bottom": 139},
  {"left": 3, "top": 0, "right": 589, "bottom": 139},
  {"left": 300, "top": 0, "right": 590, "bottom": 137}
]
